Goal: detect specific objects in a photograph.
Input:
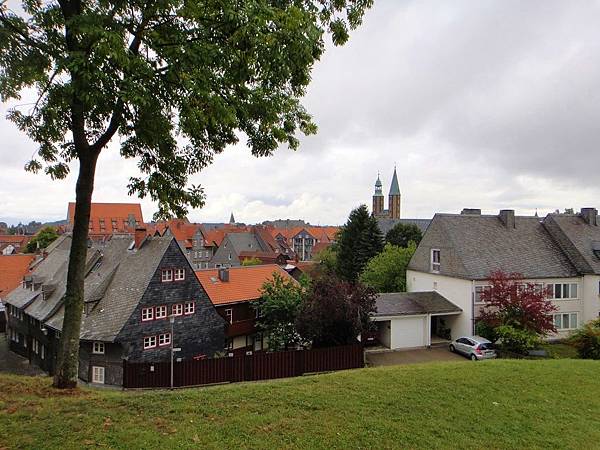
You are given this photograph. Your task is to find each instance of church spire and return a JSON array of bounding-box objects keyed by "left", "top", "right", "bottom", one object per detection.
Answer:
[
  {"left": 374, "top": 173, "right": 383, "bottom": 196},
  {"left": 229, "top": 212, "right": 236, "bottom": 224},
  {"left": 389, "top": 166, "right": 400, "bottom": 196}
]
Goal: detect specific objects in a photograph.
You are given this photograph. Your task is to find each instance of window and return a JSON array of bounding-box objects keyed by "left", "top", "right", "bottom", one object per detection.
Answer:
[
  {"left": 161, "top": 269, "right": 173, "bottom": 282},
  {"left": 225, "top": 338, "right": 233, "bottom": 350},
  {"left": 548, "top": 283, "right": 579, "bottom": 300},
  {"left": 92, "top": 366, "right": 105, "bottom": 384},
  {"left": 228, "top": 253, "right": 232, "bottom": 261},
  {"left": 155, "top": 305, "right": 167, "bottom": 319},
  {"left": 224, "top": 308, "right": 233, "bottom": 324},
  {"left": 184, "top": 301, "right": 195, "bottom": 315},
  {"left": 41, "top": 345, "right": 45, "bottom": 360},
  {"left": 141, "top": 307, "right": 154, "bottom": 322},
  {"left": 143, "top": 336, "right": 157, "bottom": 349},
  {"left": 158, "top": 333, "right": 171, "bottom": 346},
  {"left": 553, "top": 312, "right": 578, "bottom": 330},
  {"left": 475, "top": 286, "right": 492, "bottom": 304},
  {"left": 172, "top": 304, "right": 183, "bottom": 316},
  {"left": 174, "top": 268, "right": 185, "bottom": 281},
  {"left": 93, "top": 342, "right": 105, "bottom": 354},
  {"left": 32, "top": 338, "right": 39, "bottom": 354},
  {"left": 431, "top": 249, "right": 441, "bottom": 272}
]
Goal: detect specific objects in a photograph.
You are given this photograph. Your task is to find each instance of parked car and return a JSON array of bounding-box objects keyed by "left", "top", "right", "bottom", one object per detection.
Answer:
[{"left": 449, "top": 336, "right": 497, "bottom": 361}]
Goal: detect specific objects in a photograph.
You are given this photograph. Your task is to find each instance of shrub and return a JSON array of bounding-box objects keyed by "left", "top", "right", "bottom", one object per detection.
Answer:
[
  {"left": 569, "top": 318, "right": 600, "bottom": 359},
  {"left": 475, "top": 320, "right": 499, "bottom": 343},
  {"left": 496, "top": 325, "right": 540, "bottom": 355}
]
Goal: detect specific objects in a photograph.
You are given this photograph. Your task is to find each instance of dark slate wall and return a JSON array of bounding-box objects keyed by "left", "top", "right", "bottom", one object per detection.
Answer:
[
  {"left": 117, "top": 239, "right": 226, "bottom": 363},
  {"left": 79, "top": 341, "right": 124, "bottom": 385}
]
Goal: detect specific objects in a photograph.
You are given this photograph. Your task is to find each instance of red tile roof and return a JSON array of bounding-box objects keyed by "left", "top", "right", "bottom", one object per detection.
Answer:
[
  {"left": 0, "top": 235, "right": 31, "bottom": 247},
  {"left": 195, "top": 264, "right": 294, "bottom": 305},
  {"left": 0, "top": 254, "right": 35, "bottom": 299},
  {"left": 68, "top": 202, "right": 144, "bottom": 236}
]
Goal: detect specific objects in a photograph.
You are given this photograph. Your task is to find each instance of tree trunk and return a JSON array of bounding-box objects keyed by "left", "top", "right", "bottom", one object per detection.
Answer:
[{"left": 53, "top": 152, "right": 99, "bottom": 388}]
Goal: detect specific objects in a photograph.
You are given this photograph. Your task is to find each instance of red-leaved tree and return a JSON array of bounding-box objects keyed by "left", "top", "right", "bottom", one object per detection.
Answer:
[
  {"left": 296, "top": 276, "right": 376, "bottom": 348},
  {"left": 477, "top": 271, "right": 557, "bottom": 336}
]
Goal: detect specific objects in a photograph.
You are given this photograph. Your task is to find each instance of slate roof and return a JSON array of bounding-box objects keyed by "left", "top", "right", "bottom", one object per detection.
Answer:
[
  {"left": 408, "top": 213, "right": 579, "bottom": 280},
  {"left": 227, "top": 232, "right": 268, "bottom": 253},
  {"left": 376, "top": 218, "right": 432, "bottom": 235},
  {"left": 544, "top": 213, "right": 600, "bottom": 275},
  {"left": 373, "top": 291, "right": 462, "bottom": 317},
  {"left": 195, "top": 265, "right": 294, "bottom": 305},
  {"left": 6, "top": 231, "right": 176, "bottom": 342}
]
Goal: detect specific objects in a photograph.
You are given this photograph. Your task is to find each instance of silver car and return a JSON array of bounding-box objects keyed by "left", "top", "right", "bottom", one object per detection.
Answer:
[{"left": 449, "top": 336, "right": 497, "bottom": 361}]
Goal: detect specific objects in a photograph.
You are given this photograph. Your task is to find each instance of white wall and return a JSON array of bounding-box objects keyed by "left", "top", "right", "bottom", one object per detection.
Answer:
[
  {"left": 407, "top": 270, "right": 473, "bottom": 339},
  {"left": 582, "top": 275, "right": 600, "bottom": 324}
]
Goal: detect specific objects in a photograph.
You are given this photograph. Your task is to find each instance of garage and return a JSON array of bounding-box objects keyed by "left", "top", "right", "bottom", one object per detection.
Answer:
[{"left": 370, "top": 292, "right": 462, "bottom": 350}]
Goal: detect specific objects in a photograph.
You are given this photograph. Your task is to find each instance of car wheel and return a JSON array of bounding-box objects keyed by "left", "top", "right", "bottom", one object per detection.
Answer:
[
  {"left": 449, "top": 344, "right": 455, "bottom": 353},
  {"left": 470, "top": 354, "right": 478, "bottom": 361}
]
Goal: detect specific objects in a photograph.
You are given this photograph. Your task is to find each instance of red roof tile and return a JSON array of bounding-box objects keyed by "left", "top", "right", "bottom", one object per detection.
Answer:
[
  {"left": 0, "top": 254, "right": 35, "bottom": 299},
  {"left": 195, "top": 265, "right": 294, "bottom": 305},
  {"left": 68, "top": 202, "right": 144, "bottom": 236}
]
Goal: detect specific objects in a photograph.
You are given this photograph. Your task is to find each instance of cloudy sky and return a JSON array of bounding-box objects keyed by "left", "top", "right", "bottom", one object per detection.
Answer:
[{"left": 2, "top": 0, "right": 600, "bottom": 226}]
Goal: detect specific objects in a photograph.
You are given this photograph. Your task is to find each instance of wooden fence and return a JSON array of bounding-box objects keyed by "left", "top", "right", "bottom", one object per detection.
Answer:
[{"left": 122, "top": 344, "right": 364, "bottom": 389}]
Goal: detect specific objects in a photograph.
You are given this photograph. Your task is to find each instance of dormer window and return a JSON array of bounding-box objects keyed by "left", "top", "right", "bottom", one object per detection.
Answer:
[{"left": 431, "top": 249, "right": 441, "bottom": 273}]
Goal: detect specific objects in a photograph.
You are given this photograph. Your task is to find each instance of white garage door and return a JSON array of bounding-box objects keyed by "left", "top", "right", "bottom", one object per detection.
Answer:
[{"left": 390, "top": 316, "right": 426, "bottom": 349}]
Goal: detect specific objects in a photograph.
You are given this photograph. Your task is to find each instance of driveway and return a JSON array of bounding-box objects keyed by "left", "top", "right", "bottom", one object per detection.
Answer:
[
  {"left": 0, "top": 334, "right": 46, "bottom": 376},
  {"left": 366, "top": 347, "right": 466, "bottom": 367}
]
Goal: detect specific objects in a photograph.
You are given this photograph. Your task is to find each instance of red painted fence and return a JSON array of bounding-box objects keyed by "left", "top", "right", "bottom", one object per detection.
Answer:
[{"left": 122, "top": 344, "right": 364, "bottom": 389}]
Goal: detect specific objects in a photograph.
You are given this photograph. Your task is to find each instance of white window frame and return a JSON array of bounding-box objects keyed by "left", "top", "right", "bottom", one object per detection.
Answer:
[
  {"left": 553, "top": 312, "right": 578, "bottom": 330},
  {"left": 225, "top": 308, "right": 233, "bottom": 324},
  {"left": 93, "top": 341, "right": 105, "bottom": 355},
  {"left": 474, "top": 285, "right": 492, "bottom": 304},
  {"left": 155, "top": 305, "right": 167, "bottom": 319},
  {"left": 161, "top": 269, "right": 173, "bottom": 282},
  {"left": 158, "top": 333, "right": 171, "bottom": 347},
  {"left": 174, "top": 268, "right": 185, "bottom": 281},
  {"left": 172, "top": 303, "right": 183, "bottom": 316},
  {"left": 92, "top": 366, "right": 105, "bottom": 384},
  {"left": 431, "top": 249, "right": 441, "bottom": 273},
  {"left": 548, "top": 283, "right": 579, "bottom": 300},
  {"left": 184, "top": 301, "right": 195, "bottom": 315},
  {"left": 141, "top": 307, "right": 154, "bottom": 322},
  {"left": 143, "top": 336, "right": 157, "bottom": 349}
]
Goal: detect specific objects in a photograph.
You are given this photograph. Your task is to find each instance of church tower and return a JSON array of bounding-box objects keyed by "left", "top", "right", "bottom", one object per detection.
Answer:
[
  {"left": 372, "top": 174, "right": 384, "bottom": 216},
  {"left": 388, "top": 167, "right": 401, "bottom": 219}
]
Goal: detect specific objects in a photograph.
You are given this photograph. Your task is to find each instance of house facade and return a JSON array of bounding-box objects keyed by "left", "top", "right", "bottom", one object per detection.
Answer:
[
  {"left": 195, "top": 265, "right": 296, "bottom": 355},
  {"left": 4, "top": 230, "right": 226, "bottom": 386},
  {"left": 405, "top": 208, "right": 600, "bottom": 344}
]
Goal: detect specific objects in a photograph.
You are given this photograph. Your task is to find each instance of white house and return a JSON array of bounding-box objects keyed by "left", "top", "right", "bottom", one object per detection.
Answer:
[{"left": 404, "top": 208, "right": 600, "bottom": 344}]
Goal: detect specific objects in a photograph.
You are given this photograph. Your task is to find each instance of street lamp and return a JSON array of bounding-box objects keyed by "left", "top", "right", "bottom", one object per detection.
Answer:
[{"left": 169, "top": 315, "right": 175, "bottom": 390}]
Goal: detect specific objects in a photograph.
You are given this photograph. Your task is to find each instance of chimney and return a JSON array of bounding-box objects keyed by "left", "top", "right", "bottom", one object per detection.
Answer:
[
  {"left": 134, "top": 227, "right": 147, "bottom": 249},
  {"left": 580, "top": 208, "right": 598, "bottom": 226},
  {"left": 218, "top": 267, "right": 229, "bottom": 282},
  {"left": 499, "top": 210, "right": 515, "bottom": 229},
  {"left": 461, "top": 208, "right": 481, "bottom": 215}
]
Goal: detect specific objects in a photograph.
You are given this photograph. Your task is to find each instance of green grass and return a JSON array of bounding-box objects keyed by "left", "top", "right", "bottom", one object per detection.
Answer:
[
  {"left": 541, "top": 342, "right": 579, "bottom": 359},
  {"left": 1, "top": 360, "right": 599, "bottom": 449}
]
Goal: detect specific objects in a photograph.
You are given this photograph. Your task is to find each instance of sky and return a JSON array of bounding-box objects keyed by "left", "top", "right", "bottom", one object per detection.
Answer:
[{"left": 2, "top": 0, "right": 600, "bottom": 226}]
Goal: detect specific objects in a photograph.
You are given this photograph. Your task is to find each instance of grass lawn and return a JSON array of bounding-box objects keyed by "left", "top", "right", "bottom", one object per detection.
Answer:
[{"left": 1, "top": 360, "right": 599, "bottom": 449}]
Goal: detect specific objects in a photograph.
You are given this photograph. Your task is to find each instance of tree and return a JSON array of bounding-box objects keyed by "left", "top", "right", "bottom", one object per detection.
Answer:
[
  {"left": 253, "top": 273, "right": 306, "bottom": 351},
  {"left": 313, "top": 245, "right": 337, "bottom": 276},
  {"left": 241, "top": 257, "right": 262, "bottom": 267},
  {"left": 25, "top": 226, "right": 59, "bottom": 253},
  {"left": 385, "top": 223, "right": 422, "bottom": 248},
  {"left": 0, "top": 0, "right": 372, "bottom": 388},
  {"left": 296, "top": 275, "right": 376, "bottom": 348},
  {"left": 476, "top": 271, "right": 557, "bottom": 353},
  {"left": 359, "top": 243, "right": 415, "bottom": 293},
  {"left": 336, "top": 205, "right": 383, "bottom": 282},
  {"left": 569, "top": 318, "right": 600, "bottom": 359}
]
